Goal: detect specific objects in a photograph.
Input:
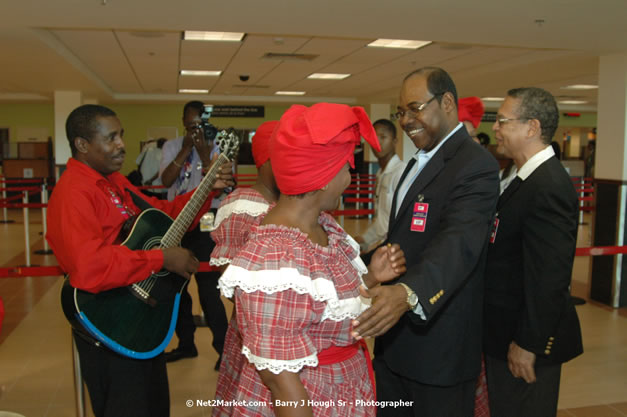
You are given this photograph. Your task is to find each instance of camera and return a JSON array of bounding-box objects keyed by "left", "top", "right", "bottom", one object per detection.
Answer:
[
  {"left": 199, "top": 104, "right": 218, "bottom": 142},
  {"left": 239, "top": 74, "right": 250, "bottom": 82}
]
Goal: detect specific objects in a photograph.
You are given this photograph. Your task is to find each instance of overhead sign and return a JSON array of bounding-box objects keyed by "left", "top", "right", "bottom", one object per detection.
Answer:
[
  {"left": 211, "top": 105, "right": 265, "bottom": 118},
  {"left": 482, "top": 112, "right": 497, "bottom": 122}
]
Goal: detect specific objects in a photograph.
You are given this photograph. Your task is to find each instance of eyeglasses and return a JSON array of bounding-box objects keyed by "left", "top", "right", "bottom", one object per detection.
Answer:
[
  {"left": 394, "top": 93, "right": 444, "bottom": 120},
  {"left": 495, "top": 117, "right": 529, "bottom": 125}
]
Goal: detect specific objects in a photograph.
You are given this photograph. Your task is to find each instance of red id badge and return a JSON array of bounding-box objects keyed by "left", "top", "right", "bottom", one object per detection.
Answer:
[
  {"left": 410, "top": 202, "right": 429, "bottom": 232},
  {"left": 489, "top": 216, "right": 500, "bottom": 243}
]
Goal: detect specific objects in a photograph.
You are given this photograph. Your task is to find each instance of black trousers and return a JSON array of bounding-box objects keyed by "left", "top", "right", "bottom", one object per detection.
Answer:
[
  {"left": 73, "top": 331, "right": 169, "bottom": 417},
  {"left": 485, "top": 354, "right": 561, "bottom": 417},
  {"left": 176, "top": 223, "right": 227, "bottom": 356},
  {"left": 374, "top": 356, "right": 476, "bottom": 417}
]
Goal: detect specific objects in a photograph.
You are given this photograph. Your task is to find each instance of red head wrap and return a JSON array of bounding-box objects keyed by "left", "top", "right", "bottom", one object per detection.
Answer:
[
  {"left": 251, "top": 120, "right": 278, "bottom": 168},
  {"left": 458, "top": 97, "right": 485, "bottom": 128},
  {"left": 271, "top": 103, "right": 380, "bottom": 195}
]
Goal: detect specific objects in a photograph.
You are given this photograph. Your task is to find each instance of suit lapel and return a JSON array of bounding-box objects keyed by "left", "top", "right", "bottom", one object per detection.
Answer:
[
  {"left": 389, "top": 157, "right": 416, "bottom": 222},
  {"left": 396, "top": 154, "right": 444, "bottom": 221},
  {"left": 497, "top": 177, "right": 522, "bottom": 211}
]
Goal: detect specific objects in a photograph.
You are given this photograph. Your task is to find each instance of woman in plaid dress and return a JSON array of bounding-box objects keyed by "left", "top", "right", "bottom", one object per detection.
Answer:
[
  {"left": 217, "top": 103, "right": 405, "bottom": 417},
  {"left": 211, "top": 121, "right": 279, "bottom": 417}
]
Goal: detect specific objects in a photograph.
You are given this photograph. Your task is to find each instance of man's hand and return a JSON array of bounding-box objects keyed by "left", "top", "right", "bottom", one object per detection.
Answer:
[
  {"left": 210, "top": 157, "right": 235, "bottom": 190},
  {"left": 507, "top": 341, "right": 537, "bottom": 383},
  {"left": 162, "top": 247, "right": 199, "bottom": 279},
  {"left": 351, "top": 284, "right": 408, "bottom": 340},
  {"left": 362, "top": 244, "right": 406, "bottom": 288}
]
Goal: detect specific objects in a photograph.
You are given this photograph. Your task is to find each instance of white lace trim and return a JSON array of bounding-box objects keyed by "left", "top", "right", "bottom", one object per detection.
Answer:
[
  {"left": 242, "top": 346, "right": 318, "bottom": 374},
  {"left": 345, "top": 234, "right": 369, "bottom": 277},
  {"left": 209, "top": 257, "right": 231, "bottom": 266},
  {"left": 214, "top": 199, "right": 269, "bottom": 228},
  {"left": 218, "top": 265, "right": 369, "bottom": 321}
]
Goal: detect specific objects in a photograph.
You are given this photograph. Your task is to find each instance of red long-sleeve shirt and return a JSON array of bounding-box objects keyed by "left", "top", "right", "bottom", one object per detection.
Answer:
[{"left": 47, "top": 158, "right": 214, "bottom": 293}]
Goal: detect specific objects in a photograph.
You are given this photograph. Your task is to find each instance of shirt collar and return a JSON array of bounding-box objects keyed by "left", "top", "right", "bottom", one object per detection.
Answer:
[
  {"left": 413, "top": 122, "right": 463, "bottom": 161},
  {"left": 517, "top": 145, "right": 555, "bottom": 181},
  {"left": 381, "top": 154, "right": 402, "bottom": 175}
]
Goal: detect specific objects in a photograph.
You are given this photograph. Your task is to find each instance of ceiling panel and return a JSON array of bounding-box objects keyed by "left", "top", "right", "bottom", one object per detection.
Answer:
[
  {"left": 116, "top": 30, "right": 180, "bottom": 93},
  {"left": 51, "top": 29, "right": 142, "bottom": 93}
]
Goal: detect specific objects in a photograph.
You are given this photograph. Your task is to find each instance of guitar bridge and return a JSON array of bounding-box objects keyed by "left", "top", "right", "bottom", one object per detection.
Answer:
[{"left": 130, "top": 284, "right": 157, "bottom": 307}]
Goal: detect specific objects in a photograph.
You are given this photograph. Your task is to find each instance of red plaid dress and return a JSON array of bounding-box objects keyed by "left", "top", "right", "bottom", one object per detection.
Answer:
[
  {"left": 211, "top": 187, "right": 271, "bottom": 417},
  {"left": 216, "top": 212, "right": 375, "bottom": 417}
]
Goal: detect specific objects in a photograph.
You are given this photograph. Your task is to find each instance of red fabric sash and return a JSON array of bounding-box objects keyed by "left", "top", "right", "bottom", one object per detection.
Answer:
[{"left": 317, "top": 340, "right": 376, "bottom": 400}]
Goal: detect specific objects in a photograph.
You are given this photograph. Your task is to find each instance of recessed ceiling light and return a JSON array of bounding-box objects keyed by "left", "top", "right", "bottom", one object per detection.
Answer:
[
  {"left": 482, "top": 97, "right": 505, "bottom": 101},
  {"left": 178, "top": 89, "right": 209, "bottom": 94},
  {"left": 367, "top": 39, "right": 432, "bottom": 49},
  {"left": 307, "top": 73, "right": 351, "bottom": 80},
  {"left": 561, "top": 84, "right": 598, "bottom": 90},
  {"left": 183, "top": 31, "right": 245, "bottom": 41},
  {"left": 559, "top": 100, "right": 587, "bottom": 104},
  {"left": 275, "top": 91, "right": 306, "bottom": 96},
  {"left": 180, "top": 70, "right": 222, "bottom": 76}
]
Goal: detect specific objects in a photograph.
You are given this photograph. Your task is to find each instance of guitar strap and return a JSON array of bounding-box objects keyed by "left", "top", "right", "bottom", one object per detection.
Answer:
[{"left": 125, "top": 188, "right": 154, "bottom": 212}]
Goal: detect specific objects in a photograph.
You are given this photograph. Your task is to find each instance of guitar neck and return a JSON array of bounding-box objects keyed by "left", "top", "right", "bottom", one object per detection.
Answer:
[{"left": 160, "top": 154, "right": 229, "bottom": 248}]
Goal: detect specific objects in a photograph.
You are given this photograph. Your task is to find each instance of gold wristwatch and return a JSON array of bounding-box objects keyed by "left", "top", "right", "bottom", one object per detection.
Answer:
[{"left": 398, "top": 283, "right": 418, "bottom": 310}]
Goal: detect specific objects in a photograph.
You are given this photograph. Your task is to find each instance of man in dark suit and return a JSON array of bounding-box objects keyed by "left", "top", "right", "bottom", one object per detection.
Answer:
[
  {"left": 484, "top": 87, "right": 583, "bottom": 417},
  {"left": 352, "top": 67, "right": 500, "bottom": 417}
]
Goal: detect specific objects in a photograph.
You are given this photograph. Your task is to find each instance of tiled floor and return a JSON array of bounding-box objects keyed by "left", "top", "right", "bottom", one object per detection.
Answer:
[{"left": 0, "top": 209, "right": 626, "bottom": 416}]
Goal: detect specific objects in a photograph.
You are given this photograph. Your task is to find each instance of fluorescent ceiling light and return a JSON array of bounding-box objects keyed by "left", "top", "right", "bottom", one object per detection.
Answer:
[
  {"left": 183, "top": 31, "right": 244, "bottom": 41},
  {"left": 482, "top": 97, "right": 505, "bottom": 101},
  {"left": 559, "top": 100, "right": 587, "bottom": 104},
  {"left": 180, "top": 70, "right": 222, "bottom": 76},
  {"left": 561, "top": 84, "right": 598, "bottom": 90},
  {"left": 367, "top": 39, "right": 432, "bottom": 49},
  {"left": 275, "top": 91, "right": 306, "bottom": 96},
  {"left": 307, "top": 73, "right": 351, "bottom": 80},
  {"left": 178, "top": 89, "right": 209, "bottom": 94}
]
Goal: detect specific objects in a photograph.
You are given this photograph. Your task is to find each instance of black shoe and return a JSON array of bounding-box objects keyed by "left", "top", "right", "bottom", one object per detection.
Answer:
[
  {"left": 165, "top": 346, "right": 198, "bottom": 363},
  {"left": 214, "top": 356, "right": 222, "bottom": 371}
]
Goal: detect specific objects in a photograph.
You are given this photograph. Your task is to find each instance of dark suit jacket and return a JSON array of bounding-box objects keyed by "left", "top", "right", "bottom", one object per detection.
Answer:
[
  {"left": 375, "top": 127, "right": 500, "bottom": 386},
  {"left": 483, "top": 156, "right": 583, "bottom": 364}
]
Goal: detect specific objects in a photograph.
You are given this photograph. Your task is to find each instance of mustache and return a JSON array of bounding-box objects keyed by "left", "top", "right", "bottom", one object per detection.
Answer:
[{"left": 112, "top": 150, "right": 126, "bottom": 158}]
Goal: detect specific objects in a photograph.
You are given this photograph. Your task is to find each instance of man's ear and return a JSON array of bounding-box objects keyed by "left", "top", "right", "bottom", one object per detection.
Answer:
[
  {"left": 441, "top": 92, "right": 456, "bottom": 113},
  {"left": 527, "top": 118, "right": 542, "bottom": 140},
  {"left": 74, "top": 137, "right": 89, "bottom": 154}
]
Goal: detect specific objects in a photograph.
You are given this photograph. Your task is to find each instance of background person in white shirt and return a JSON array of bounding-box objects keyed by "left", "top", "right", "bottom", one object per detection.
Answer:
[{"left": 355, "top": 119, "right": 405, "bottom": 259}]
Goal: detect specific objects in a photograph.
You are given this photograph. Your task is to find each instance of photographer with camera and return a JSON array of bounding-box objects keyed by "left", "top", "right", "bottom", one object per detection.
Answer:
[{"left": 159, "top": 100, "right": 228, "bottom": 370}]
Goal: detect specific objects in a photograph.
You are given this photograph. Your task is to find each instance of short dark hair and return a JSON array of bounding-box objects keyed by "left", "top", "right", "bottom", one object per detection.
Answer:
[
  {"left": 404, "top": 67, "right": 458, "bottom": 107},
  {"left": 477, "top": 132, "right": 490, "bottom": 146},
  {"left": 373, "top": 119, "right": 397, "bottom": 138},
  {"left": 183, "top": 101, "right": 204, "bottom": 118},
  {"left": 507, "top": 87, "right": 559, "bottom": 144},
  {"left": 65, "top": 104, "right": 116, "bottom": 156}
]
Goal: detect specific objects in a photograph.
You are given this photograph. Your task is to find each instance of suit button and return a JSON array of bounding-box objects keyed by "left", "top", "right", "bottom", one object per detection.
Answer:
[
  {"left": 544, "top": 349, "right": 551, "bottom": 355},
  {"left": 549, "top": 337, "right": 555, "bottom": 341}
]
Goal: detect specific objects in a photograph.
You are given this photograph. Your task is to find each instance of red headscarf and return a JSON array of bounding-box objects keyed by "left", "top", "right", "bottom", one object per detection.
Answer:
[
  {"left": 458, "top": 97, "right": 485, "bottom": 128},
  {"left": 251, "top": 120, "right": 278, "bottom": 168},
  {"left": 271, "top": 103, "right": 380, "bottom": 195}
]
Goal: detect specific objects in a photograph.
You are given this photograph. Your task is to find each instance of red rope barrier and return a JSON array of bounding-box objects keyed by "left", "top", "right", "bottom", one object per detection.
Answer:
[
  {"left": 0, "top": 203, "right": 48, "bottom": 209},
  {"left": 330, "top": 209, "right": 374, "bottom": 216},
  {"left": 0, "top": 187, "right": 41, "bottom": 193},
  {"left": 0, "top": 178, "right": 44, "bottom": 184},
  {"left": 345, "top": 197, "right": 374, "bottom": 204},
  {"left": 0, "top": 194, "right": 24, "bottom": 204}
]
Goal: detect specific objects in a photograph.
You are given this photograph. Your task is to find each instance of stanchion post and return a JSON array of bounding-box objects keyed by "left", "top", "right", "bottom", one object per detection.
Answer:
[
  {"left": 23, "top": 191, "right": 31, "bottom": 266},
  {"left": 578, "top": 177, "right": 585, "bottom": 225},
  {"left": 35, "top": 179, "right": 53, "bottom": 255},
  {"left": 72, "top": 336, "right": 86, "bottom": 417},
  {"left": 1, "top": 182, "right": 15, "bottom": 224}
]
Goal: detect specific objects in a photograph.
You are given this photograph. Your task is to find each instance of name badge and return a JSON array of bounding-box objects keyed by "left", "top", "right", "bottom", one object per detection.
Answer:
[
  {"left": 410, "top": 202, "right": 429, "bottom": 232},
  {"left": 489, "top": 216, "right": 500, "bottom": 243},
  {"left": 199, "top": 212, "right": 215, "bottom": 233}
]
